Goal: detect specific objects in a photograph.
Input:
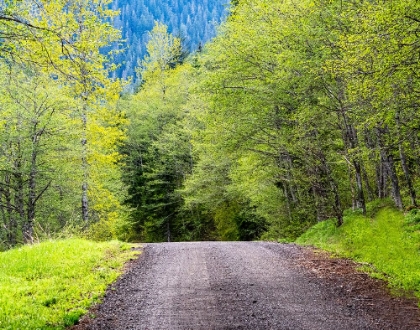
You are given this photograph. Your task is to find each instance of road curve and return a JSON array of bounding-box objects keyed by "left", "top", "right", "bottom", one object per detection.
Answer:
[{"left": 75, "top": 242, "right": 419, "bottom": 330}]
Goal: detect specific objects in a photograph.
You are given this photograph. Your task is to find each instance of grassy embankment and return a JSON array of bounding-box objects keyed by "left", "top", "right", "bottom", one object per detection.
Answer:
[
  {"left": 296, "top": 202, "right": 420, "bottom": 304},
  {"left": 0, "top": 239, "right": 139, "bottom": 330}
]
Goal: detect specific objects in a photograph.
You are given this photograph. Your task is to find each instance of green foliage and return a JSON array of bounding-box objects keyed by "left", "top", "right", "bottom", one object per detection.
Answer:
[
  {"left": 0, "top": 0, "right": 130, "bottom": 247},
  {"left": 0, "top": 0, "right": 121, "bottom": 83},
  {"left": 112, "top": 0, "right": 420, "bottom": 245},
  {"left": 120, "top": 25, "right": 206, "bottom": 241},
  {"left": 297, "top": 207, "right": 420, "bottom": 301},
  {"left": 0, "top": 239, "right": 139, "bottom": 329},
  {"left": 173, "top": 0, "right": 420, "bottom": 242},
  {"left": 213, "top": 202, "right": 240, "bottom": 241},
  {"left": 405, "top": 209, "right": 420, "bottom": 236},
  {"left": 0, "top": 63, "right": 130, "bottom": 248},
  {"left": 365, "top": 198, "right": 396, "bottom": 218},
  {"left": 139, "top": 22, "right": 185, "bottom": 82},
  {"left": 406, "top": 209, "right": 420, "bottom": 226},
  {"left": 235, "top": 206, "right": 268, "bottom": 241}
]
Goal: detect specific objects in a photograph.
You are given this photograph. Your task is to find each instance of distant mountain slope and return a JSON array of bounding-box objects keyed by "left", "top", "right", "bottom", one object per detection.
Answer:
[{"left": 110, "top": 0, "right": 229, "bottom": 81}]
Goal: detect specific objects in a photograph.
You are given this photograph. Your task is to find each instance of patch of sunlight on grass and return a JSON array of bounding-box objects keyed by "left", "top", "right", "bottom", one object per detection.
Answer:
[{"left": 0, "top": 239, "right": 140, "bottom": 330}]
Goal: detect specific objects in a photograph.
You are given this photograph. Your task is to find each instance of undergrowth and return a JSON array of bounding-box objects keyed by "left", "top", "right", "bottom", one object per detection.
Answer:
[
  {"left": 0, "top": 239, "right": 139, "bottom": 329},
  {"left": 296, "top": 205, "right": 420, "bottom": 304}
]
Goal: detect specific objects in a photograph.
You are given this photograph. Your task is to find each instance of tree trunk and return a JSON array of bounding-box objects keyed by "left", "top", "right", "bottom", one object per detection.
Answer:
[
  {"left": 285, "top": 153, "right": 298, "bottom": 204},
  {"left": 353, "top": 160, "right": 367, "bottom": 214},
  {"left": 323, "top": 158, "right": 343, "bottom": 226},
  {"left": 346, "top": 161, "right": 357, "bottom": 209},
  {"left": 362, "top": 166, "right": 374, "bottom": 202},
  {"left": 282, "top": 182, "right": 293, "bottom": 222},
  {"left": 331, "top": 180, "right": 343, "bottom": 226},
  {"left": 81, "top": 109, "right": 89, "bottom": 222},
  {"left": 339, "top": 106, "right": 366, "bottom": 215},
  {"left": 377, "top": 127, "right": 403, "bottom": 210},
  {"left": 25, "top": 131, "right": 39, "bottom": 245},
  {"left": 25, "top": 149, "right": 37, "bottom": 245},
  {"left": 363, "top": 130, "right": 376, "bottom": 201},
  {"left": 395, "top": 111, "right": 416, "bottom": 207},
  {"left": 166, "top": 217, "right": 171, "bottom": 242},
  {"left": 412, "top": 134, "right": 420, "bottom": 175},
  {"left": 376, "top": 160, "right": 387, "bottom": 199},
  {"left": 57, "top": 185, "right": 66, "bottom": 226},
  {"left": 16, "top": 172, "right": 27, "bottom": 242},
  {"left": 14, "top": 151, "right": 27, "bottom": 243},
  {"left": 399, "top": 143, "right": 416, "bottom": 207},
  {"left": 318, "top": 150, "right": 343, "bottom": 226},
  {"left": 2, "top": 175, "right": 17, "bottom": 247},
  {"left": 312, "top": 185, "right": 321, "bottom": 222},
  {"left": 387, "top": 154, "right": 403, "bottom": 210}
]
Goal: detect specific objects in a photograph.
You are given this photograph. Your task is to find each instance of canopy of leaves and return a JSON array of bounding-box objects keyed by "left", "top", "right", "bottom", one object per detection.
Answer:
[{"left": 122, "top": 0, "right": 420, "bottom": 242}]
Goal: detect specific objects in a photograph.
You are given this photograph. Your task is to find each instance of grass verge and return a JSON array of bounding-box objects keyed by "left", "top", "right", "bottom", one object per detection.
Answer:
[
  {"left": 296, "top": 206, "right": 420, "bottom": 303},
  {"left": 0, "top": 239, "right": 140, "bottom": 329}
]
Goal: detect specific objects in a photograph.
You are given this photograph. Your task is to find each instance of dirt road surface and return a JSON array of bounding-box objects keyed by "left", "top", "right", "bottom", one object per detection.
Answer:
[{"left": 74, "top": 242, "right": 420, "bottom": 330}]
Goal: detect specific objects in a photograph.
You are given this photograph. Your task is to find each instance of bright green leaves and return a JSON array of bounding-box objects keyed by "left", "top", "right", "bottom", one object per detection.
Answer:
[
  {"left": 0, "top": 65, "right": 128, "bottom": 248},
  {"left": 179, "top": 0, "right": 420, "bottom": 240},
  {"left": 1, "top": 0, "right": 120, "bottom": 84},
  {"left": 138, "top": 22, "right": 184, "bottom": 85},
  {"left": 66, "top": 0, "right": 420, "bottom": 243},
  {"left": 0, "top": 0, "right": 129, "bottom": 248}
]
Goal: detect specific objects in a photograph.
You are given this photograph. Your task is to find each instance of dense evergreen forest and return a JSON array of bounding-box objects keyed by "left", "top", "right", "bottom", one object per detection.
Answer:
[
  {"left": 0, "top": 0, "right": 419, "bottom": 249},
  {"left": 110, "top": 0, "right": 228, "bottom": 82}
]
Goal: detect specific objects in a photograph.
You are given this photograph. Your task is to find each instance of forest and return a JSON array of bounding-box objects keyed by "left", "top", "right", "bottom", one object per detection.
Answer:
[
  {"left": 109, "top": 0, "right": 227, "bottom": 82},
  {"left": 0, "top": 0, "right": 128, "bottom": 249},
  {"left": 0, "top": 0, "right": 419, "bottom": 249}
]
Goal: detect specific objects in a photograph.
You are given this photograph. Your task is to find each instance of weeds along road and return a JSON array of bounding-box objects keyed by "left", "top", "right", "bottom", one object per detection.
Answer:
[{"left": 74, "top": 242, "right": 420, "bottom": 330}]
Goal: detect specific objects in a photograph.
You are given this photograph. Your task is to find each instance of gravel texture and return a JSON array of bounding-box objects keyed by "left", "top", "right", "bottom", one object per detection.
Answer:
[{"left": 73, "top": 242, "right": 420, "bottom": 329}]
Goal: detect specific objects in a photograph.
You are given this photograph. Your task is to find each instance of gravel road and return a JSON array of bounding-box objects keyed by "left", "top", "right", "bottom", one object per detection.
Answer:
[{"left": 74, "top": 242, "right": 420, "bottom": 330}]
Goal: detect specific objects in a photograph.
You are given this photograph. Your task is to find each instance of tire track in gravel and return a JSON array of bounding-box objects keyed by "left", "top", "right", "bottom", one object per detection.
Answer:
[{"left": 73, "top": 242, "right": 420, "bottom": 330}]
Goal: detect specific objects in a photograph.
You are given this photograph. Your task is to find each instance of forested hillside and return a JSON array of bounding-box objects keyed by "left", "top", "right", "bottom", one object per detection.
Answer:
[
  {"left": 110, "top": 0, "right": 228, "bottom": 81},
  {"left": 1, "top": 0, "right": 419, "bottom": 249},
  {"left": 120, "top": 0, "right": 420, "bottom": 242}
]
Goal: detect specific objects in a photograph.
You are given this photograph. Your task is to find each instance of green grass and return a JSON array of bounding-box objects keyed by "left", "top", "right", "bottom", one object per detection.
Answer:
[
  {"left": 296, "top": 206, "right": 420, "bottom": 302},
  {"left": 0, "top": 239, "right": 139, "bottom": 330}
]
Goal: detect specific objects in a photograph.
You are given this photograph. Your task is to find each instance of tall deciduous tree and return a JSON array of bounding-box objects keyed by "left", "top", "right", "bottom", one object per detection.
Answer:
[{"left": 0, "top": 0, "right": 129, "bottom": 248}]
